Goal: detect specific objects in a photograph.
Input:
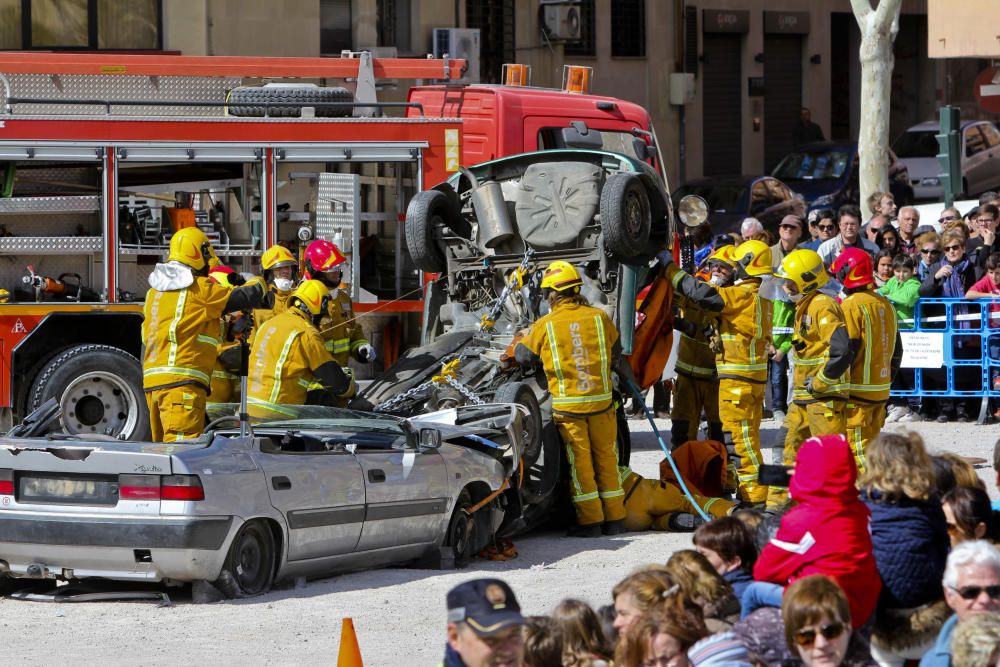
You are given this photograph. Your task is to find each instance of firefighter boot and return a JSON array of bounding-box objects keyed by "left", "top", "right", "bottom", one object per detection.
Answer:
[{"left": 670, "top": 420, "right": 690, "bottom": 450}]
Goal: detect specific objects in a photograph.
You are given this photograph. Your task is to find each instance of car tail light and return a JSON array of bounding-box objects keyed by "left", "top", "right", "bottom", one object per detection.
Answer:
[
  {"left": 118, "top": 474, "right": 204, "bottom": 501},
  {"left": 0, "top": 469, "right": 12, "bottom": 495}
]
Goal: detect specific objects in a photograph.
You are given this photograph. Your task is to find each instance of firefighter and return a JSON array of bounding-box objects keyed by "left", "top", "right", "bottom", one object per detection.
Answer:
[
  {"left": 303, "top": 239, "right": 375, "bottom": 403},
  {"left": 246, "top": 279, "right": 350, "bottom": 419},
  {"left": 660, "top": 240, "right": 774, "bottom": 506},
  {"left": 829, "top": 248, "right": 898, "bottom": 472},
  {"left": 207, "top": 265, "right": 242, "bottom": 404},
  {"left": 254, "top": 244, "right": 299, "bottom": 326},
  {"left": 514, "top": 261, "right": 627, "bottom": 537},
  {"left": 766, "top": 248, "right": 852, "bottom": 509},
  {"left": 619, "top": 466, "right": 734, "bottom": 532},
  {"left": 143, "top": 227, "right": 264, "bottom": 442},
  {"left": 669, "top": 246, "right": 734, "bottom": 448}
]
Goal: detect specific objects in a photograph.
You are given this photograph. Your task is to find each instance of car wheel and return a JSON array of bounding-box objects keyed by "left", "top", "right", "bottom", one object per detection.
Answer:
[
  {"left": 445, "top": 489, "right": 477, "bottom": 568},
  {"left": 405, "top": 190, "right": 450, "bottom": 273},
  {"left": 601, "top": 173, "right": 651, "bottom": 262},
  {"left": 217, "top": 520, "right": 275, "bottom": 597},
  {"left": 616, "top": 404, "right": 631, "bottom": 467},
  {"left": 492, "top": 382, "right": 543, "bottom": 468},
  {"left": 28, "top": 344, "right": 150, "bottom": 440},
  {"left": 226, "top": 86, "right": 353, "bottom": 117}
]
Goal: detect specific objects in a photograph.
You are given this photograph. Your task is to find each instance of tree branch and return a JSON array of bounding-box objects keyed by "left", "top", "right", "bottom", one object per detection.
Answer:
[
  {"left": 850, "top": 0, "right": 872, "bottom": 28},
  {"left": 874, "top": 0, "right": 904, "bottom": 27}
]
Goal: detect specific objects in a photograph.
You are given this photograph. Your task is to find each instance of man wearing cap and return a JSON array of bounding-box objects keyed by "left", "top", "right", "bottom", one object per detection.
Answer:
[
  {"left": 770, "top": 215, "right": 803, "bottom": 273},
  {"left": 443, "top": 578, "right": 525, "bottom": 667}
]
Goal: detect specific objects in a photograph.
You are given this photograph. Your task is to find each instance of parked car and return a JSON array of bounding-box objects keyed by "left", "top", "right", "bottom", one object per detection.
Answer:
[
  {"left": 670, "top": 175, "right": 805, "bottom": 235},
  {"left": 0, "top": 400, "right": 526, "bottom": 598},
  {"left": 771, "top": 141, "right": 914, "bottom": 212},
  {"left": 892, "top": 120, "right": 1000, "bottom": 201}
]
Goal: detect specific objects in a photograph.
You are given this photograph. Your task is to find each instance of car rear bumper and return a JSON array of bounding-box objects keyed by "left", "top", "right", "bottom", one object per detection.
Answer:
[{"left": 0, "top": 514, "right": 235, "bottom": 582}]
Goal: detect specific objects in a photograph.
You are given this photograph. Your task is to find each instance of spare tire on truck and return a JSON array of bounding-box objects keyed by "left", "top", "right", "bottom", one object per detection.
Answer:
[
  {"left": 28, "top": 344, "right": 150, "bottom": 440},
  {"left": 226, "top": 85, "right": 354, "bottom": 118}
]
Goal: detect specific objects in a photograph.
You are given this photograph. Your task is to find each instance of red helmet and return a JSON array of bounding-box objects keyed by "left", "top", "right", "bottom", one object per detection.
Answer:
[
  {"left": 304, "top": 240, "right": 346, "bottom": 281},
  {"left": 830, "top": 247, "right": 874, "bottom": 289}
]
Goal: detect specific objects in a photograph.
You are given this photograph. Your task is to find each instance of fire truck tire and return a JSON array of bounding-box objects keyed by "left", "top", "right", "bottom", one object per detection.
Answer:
[
  {"left": 405, "top": 190, "right": 449, "bottom": 273},
  {"left": 600, "top": 172, "right": 651, "bottom": 262},
  {"left": 29, "top": 344, "right": 150, "bottom": 440},
  {"left": 492, "top": 382, "right": 543, "bottom": 468},
  {"left": 226, "top": 86, "right": 354, "bottom": 118}
]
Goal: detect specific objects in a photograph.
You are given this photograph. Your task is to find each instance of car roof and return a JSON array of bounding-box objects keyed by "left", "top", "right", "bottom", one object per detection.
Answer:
[{"left": 905, "top": 120, "right": 992, "bottom": 132}]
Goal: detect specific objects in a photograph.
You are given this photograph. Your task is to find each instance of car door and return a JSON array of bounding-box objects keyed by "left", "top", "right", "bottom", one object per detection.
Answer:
[
  {"left": 352, "top": 426, "right": 450, "bottom": 552},
  {"left": 978, "top": 123, "right": 1000, "bottom": 192},
  {"left": 963, "top": 125, "right": 990, "bottom": 195},
  {"left": 256, "top": 436, "right": 366, "bottom": 561}
]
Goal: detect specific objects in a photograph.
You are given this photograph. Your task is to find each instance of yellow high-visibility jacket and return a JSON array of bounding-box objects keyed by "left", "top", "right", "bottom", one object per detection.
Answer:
[
  {"left": 841, "top": 288, "right": 897, "bottom": 403},
  {"left": 673, "top": 297, "right": 719, "bottom": 381},
  {"left": 517, "top": 299, "right": 619, "bottom": 415},
  {"left": 143, "top": 275, "right": 231, "bottom": 392},
  {"left": 253, "top": 287, "right": 291, "bottom": 328},
  {"left": 319, "top": 290, "right": 369, "bottom": 365},
  {"left": 791, "top": 292, "right": 852, "bottom": 403},
  {"left": 247, "top": 308, "right": 342, "bottom": 418}
]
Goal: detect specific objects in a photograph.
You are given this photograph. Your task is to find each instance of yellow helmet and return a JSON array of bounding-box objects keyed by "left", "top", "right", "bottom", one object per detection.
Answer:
[
  {"left": 261, "top": 244, "right": 297, "bottom": 271},
  {"left": 706, "top": 245, "right": 736, "bottom": 267},
  {"left": 540, "top": 261, "right": 583, "bottom": 293},
  {"left": 168, "top": 227, "right": 217, "bottom": 272},
  {"left": 776, "top": 248, "right": 829, "bottom": 294},
  {"left": 290, "top": 279, "right": 330, "bottom": 317},
  {"left": 733, "top": 240, "right": 772, "bottom": 277}
]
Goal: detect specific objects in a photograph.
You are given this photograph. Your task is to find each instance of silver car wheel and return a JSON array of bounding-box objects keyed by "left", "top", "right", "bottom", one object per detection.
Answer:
[{"left": 59, "top": 371, "right": 139, "bottom": 436}]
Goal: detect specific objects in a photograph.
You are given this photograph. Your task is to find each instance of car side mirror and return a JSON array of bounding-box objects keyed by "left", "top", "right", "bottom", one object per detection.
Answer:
[
  {"left": 418, "top": 428, "right": 442, "bottom": 451},
  {"left": 632, "top": 137, "right": 656, "bottom": 161}
]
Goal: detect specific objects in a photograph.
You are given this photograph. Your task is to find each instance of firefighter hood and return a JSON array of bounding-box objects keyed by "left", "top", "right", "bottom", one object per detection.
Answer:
[{"left": 148, "top": 260, "right": 195, "bottom": 291}]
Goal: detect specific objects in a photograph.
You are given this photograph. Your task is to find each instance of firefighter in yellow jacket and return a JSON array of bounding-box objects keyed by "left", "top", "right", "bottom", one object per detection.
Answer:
[
  {"left": 829, "top": 247, "right": 898, "bottom": 472},
  {"left": 514, "top": 261, "right": 627, "bottom": 537},
  {"left": 246, "top": 280, "right": 350, "bottom": 419},
  {"left": 661, "top": 240, "right": 774, "bottom": 505},
  {"left": 619, "top": 466, "right": 734, "bottom": 532},
  {"left": 253, "top": 244, "right": 298, "bottom": 327},
  {"left": 669, "top": 246, "right": 735, "bottom": 448},
  {"left": 303, "top": 239, "right": 374, "bottom": 403},
  {"left": 142, "top": 228, "right": 264, "bottom": 442},
  {"left": 766, "top": 248, "right": 853, "bottom": 509}
]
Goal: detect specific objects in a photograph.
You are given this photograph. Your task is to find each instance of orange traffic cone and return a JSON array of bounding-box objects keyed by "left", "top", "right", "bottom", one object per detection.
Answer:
[{"left": 337, "top": 617, "right": 364, "bottom": 667}]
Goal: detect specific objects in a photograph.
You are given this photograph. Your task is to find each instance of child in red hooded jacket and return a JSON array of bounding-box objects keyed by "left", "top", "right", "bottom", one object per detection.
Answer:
[{"left": 744, "top": 434, "right": 881, "bottom": 629}]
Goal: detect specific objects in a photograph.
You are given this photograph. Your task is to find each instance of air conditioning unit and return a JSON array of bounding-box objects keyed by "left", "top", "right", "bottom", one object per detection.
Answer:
[
  {"left": 432, "top": 28, "right": 481, "bottom": 84},
  {"left": 542, "top": 1, "right": 583, "bottom": 42}
]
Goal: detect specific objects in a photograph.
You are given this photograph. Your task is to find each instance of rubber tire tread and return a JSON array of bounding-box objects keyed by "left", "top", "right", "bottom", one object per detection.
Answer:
[
  {"left": 493, "top": 382, "right": 544, "bottom": 467},
  {"left": 217, "top": 520, "right": 276, "bottom": 597},
  {"left": 600, "top": 172, "right": 652, "bottom": 263},
  {"left": 445, "top": 489, "right": 476, "bottom": 569},
  {"left": 227, "top": 86, "right": 353, "bottom": 118},
  {"left": 28, "top": 344, "right": 150, "bottom": 440},
  {"left": 405, "top": 190, "right": 449, "bottom": 273}
]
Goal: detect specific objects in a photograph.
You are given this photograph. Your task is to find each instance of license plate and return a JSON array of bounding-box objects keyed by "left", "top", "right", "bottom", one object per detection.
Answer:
[{"left": 19, "top": 474, "right": 119, "bottom": 506}]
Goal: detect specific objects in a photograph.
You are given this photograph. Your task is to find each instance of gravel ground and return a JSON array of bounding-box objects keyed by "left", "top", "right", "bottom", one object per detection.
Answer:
[{"left": 2, "top": 416, "right": 998, "bottom": 665}]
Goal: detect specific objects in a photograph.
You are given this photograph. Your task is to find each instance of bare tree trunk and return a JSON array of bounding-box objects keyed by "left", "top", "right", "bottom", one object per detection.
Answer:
[{"left": 851, "top": 0, "right": 903, "bottom": 214}]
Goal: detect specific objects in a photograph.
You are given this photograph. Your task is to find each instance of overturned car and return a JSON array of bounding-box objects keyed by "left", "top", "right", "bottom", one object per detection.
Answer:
[{"left": 353, "top": 149, "right": 700, "bottom": 528}]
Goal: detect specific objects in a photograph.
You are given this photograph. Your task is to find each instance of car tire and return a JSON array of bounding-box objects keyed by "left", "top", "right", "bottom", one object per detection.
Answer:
[
  {"left": 28, "top": 344, "right": 150, "bottom": 440},
  {"left": 405, "top": 190, "right": 450, "bottom": 273},
  {"left": 601, "top": 173, "right": 651, "bottom": 262},
  {"left": 216, "top": 520, "right": 276, "bottom": 598},
  {"left": 226, "top": 86, "right": 353, "bottom": 118},
  {"left": 492, "top": 382, "right": 543, "bottom": 468},
  {"left": 445, "top": 489, "right": 477, "bottom": 569}
]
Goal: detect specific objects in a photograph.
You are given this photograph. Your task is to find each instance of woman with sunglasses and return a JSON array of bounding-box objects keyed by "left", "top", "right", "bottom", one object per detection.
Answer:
[
  {"left": 782, "top": 576, "right": 874, "bottom": 667},
  {"left": 801, "top": 209, "right": 838, "bottom": 251}
]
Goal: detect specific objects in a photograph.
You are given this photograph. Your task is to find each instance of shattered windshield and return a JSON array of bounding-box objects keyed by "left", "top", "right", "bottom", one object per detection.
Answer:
[{"left": 205, "top": 403, "right": 407, "bottom": 434}]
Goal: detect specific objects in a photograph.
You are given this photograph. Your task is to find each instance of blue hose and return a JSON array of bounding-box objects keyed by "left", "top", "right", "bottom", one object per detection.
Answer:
[{"left": 625, "top": 378, "right": 712, "bottom": 521}]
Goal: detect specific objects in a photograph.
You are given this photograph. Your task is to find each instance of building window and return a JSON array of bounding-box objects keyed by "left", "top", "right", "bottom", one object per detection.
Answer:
[
  {"left": 321, "top": 0, "right": 352, "bottom": 55},
  {"left": 563, "top": 0, "right": 595, "bottom": 57},
  {"left": 467, "top": 0, "right": 514, "bottom": 84},
  {"left": 16, "top": 0, "right": 161, "bottom": 50},
  {"left": 377, "top": 0, "right": 411, "bottom": 54},
  {"left": 611, "top": 0, "right": 645, "bottom": 57}
]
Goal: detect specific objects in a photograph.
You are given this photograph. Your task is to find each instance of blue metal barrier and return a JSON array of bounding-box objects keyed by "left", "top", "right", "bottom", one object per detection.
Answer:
[{"left": 889, "top": 297, "right": 1000, "bottom": 400}]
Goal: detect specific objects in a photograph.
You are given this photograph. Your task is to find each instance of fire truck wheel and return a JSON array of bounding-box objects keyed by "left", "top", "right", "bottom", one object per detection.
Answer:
[
  {"left": 600, "top": 172, "right": 651, "bottom": 263},
  {"left": 226, "top": 86, "right": 354, "bottom": 118},
  {"left": 492, "top": 382, "right": 543, "bottom": 468},
  {"left": 29, "top": 344, "right": 150, "bottom": 440},
  {"left": 405, "top": 190, "right": 450, "bottom": 273}
]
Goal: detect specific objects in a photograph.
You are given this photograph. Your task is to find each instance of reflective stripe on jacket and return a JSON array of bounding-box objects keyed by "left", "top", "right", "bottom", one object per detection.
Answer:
[
  {"left": 319, "top": 290, "right": 369, "bottom": 365},
  {"left": 521, "top": 300, "right": 619, "bottom": 415},
  {"left": 791, "top": 292, "right": 850, "bottom": 402},
  {"left": 716, "top": 281, "right": 773, "bottom": 383},
  {"left": 674, "top": 297, "right": 718, "bottom": 380},
  {"left": 842, "top": 289, "right": 897, "bottom": 402},
  {"left": 143, "top": 276, "right": 231, "bottom": 391}
]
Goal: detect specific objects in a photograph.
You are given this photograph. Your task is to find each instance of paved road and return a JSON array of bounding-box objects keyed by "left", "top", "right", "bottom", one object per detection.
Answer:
[{"left": 1, "top": 417, "right": 996, "bottom": 665}]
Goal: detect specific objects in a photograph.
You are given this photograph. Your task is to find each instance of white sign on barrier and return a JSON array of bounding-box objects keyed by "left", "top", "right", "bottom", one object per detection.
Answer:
[{"left": 900, "top": 331, "right": 945, "bottom": 369}]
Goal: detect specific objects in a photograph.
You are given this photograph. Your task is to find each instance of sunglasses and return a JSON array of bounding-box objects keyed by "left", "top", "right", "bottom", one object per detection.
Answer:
[
  {"left": 921, "top": 248, "right": 941, "bottom": 255},
  {"left": 944, "top": 245, "right": 963, "bottom": 252},
  {"left": 817, "top": 224, "right": 836, "bottom": 232},
  {"left": 939, "top": 215, "right": 958, "bottom": 223},
  {"left": 780, "top": 224, "right": 799, "bottom": 230},
  {"left": 950, "top": 584, "right": 1000, "bottom": 600},
  {"left": 794, "top": 621, "right": 846, "bottom": 647}
]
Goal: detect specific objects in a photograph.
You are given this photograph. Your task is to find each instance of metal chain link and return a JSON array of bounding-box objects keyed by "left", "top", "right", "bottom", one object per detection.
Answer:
[
  {"left": 373, "top": 359, "right": 484, "bottom": 411},
  {"left": 480, "top": 248, "right": 535, "bottom": 332},
  {"left": 442, "top": 375, "right": 485, "bottom": 405}
]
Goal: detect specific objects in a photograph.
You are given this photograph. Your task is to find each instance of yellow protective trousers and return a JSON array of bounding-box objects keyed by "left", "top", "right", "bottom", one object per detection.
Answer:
[
  {"left": 670, "top": 373, "right": 722, "bottom": 445},
  {"left": 766, "top": 399, "right": 846, "bottom": 509},
  {"left": 554, "top": 409, "right": 626, "bottom": 526},
  {"left": 718, "top": 379, "right": 766, "bottom": 503},
  {"left": 845, "top": 400, "right": 886, "bottom": 474},
  {"left": 146, "top": 385, "right": 207, "bottom": 443},
  {"left": 622, "top": 473, "right": 733, "bottom": 532}
]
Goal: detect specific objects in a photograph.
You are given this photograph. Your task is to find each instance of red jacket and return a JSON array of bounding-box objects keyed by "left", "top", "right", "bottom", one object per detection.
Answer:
[{"left": 753, "top": 435, "right": 881, "bottom": 628}]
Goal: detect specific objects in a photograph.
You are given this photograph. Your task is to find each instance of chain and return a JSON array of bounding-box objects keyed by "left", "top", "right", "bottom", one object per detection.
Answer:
[
  {"left": 373, "top": 358, "right": 483, "bottom": 412},
  {"left": 479, "top": 248, "right": 535, "bottom": 332}
]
